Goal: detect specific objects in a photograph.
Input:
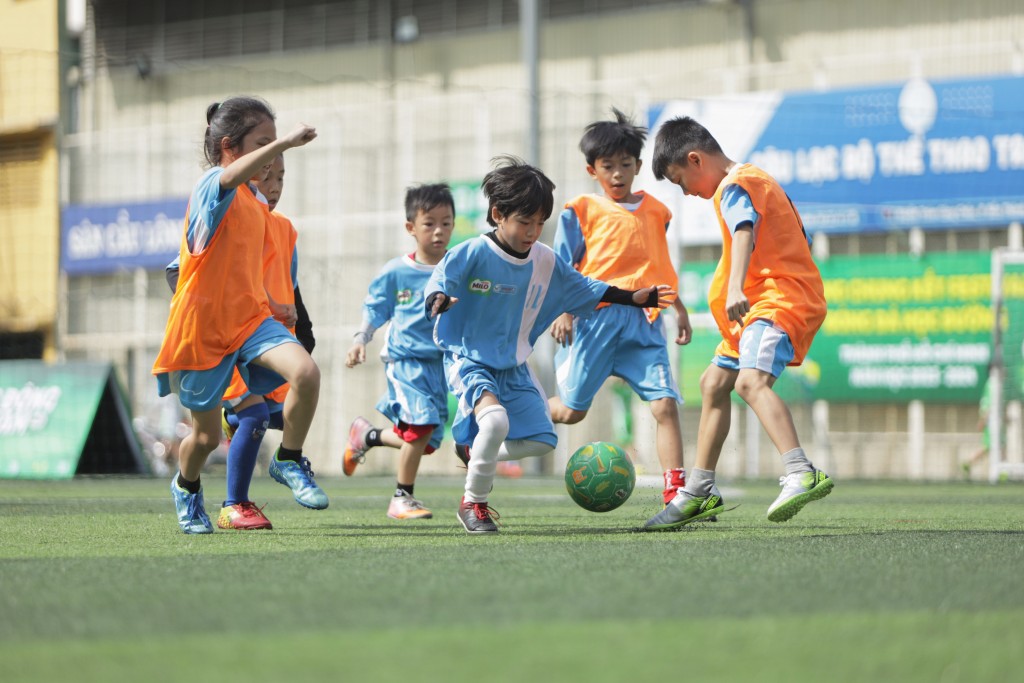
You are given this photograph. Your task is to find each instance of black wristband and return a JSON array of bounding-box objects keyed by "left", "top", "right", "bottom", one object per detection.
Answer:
[
  {"left": 425, "top": 291, "right": 452, "bottom": 318},
  {"left": 600, "top": 285, "right": 656, "bottom": 308}
]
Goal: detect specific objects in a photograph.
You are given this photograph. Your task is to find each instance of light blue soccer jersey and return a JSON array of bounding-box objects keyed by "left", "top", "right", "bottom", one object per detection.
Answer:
[
  {"left": 426, "top": 236, "right": 609, "bottom": 370},
  {"left": 363, "top": 254, "right": 442, "bottom": 361}
]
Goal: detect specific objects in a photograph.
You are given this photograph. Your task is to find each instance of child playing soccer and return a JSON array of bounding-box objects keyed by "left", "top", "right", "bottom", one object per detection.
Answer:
[
  {"left": 547, "top": 108, "right": 693, "bottom": 507},
  {"left": 425, "top": 156, "right": 675, "bottom": 534},
  {"left": 641, "top": 116, "right": 833, "bottom": 530},
  {"left": 342, "top": 183, "right": 455, "bottom": 520},
  {"left": 153, "top": 96, "right": 321, "bottom": 534}
]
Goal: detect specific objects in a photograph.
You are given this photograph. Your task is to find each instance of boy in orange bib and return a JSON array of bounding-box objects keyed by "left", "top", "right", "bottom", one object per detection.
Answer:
[{"left": 642, "top": 116, "right": 833, "bottom": 530}]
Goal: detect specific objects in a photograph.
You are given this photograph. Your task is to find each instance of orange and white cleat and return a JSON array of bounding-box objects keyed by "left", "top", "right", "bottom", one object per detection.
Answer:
[{"left": 386, "top": 492, "right": 433, "bottom": 520}]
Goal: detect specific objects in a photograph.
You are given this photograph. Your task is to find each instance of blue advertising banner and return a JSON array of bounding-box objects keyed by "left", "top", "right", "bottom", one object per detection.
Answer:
[
  {"left": 61, "top": 198, "right": 187, "bottom": 274},
  {"left": 646, "top": 75, "right": 1024, "bottom": 240}
]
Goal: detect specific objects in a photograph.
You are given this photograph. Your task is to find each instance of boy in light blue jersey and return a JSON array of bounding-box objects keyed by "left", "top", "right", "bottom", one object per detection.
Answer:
[
  {"left": 425, "top": 156, "right": 676, "bottom": 534},
  {"left": 343, "top": 184, "right": 455, "bottom": 520}
]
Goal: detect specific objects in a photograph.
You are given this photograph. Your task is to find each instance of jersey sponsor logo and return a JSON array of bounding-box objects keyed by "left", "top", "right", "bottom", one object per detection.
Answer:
[
  {"left": 396, "top": 288, "right": 413, "bottom": 305},
  {"left": 492, "top": 284, "right": 517, "bottom": 295},
  {"left": 469, "top": 279, "right": 492, "bottom": 294}
]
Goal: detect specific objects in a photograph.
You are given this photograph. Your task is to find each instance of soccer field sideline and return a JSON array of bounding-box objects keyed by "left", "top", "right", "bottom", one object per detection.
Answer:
[{"left": 1, "top": 476, "right": 1022, "bottom": 683}]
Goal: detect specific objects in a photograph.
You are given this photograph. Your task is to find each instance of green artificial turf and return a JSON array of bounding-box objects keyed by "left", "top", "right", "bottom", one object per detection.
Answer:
[{"left": 1, "top": 476, "right": 1021, "bottom": 682}]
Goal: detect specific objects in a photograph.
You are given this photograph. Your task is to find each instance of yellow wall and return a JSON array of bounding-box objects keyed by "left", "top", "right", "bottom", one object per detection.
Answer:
[{"left": 0, "top": 0, "right": 59, "bottom": 353}]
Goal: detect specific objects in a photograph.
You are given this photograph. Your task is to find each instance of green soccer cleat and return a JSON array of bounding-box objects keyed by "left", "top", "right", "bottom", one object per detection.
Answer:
[
  {"left": 766, "top": 468, "right": 834, "bottom": 523},
  {"left": 640, "top": 491, "right": 726, "bottom": 531},
  {"left": 269, "top": 449, "right": 329, "bottom": 510}
]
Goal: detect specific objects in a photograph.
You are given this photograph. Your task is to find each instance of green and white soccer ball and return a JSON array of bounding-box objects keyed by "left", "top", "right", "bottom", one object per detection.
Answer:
[{"left": 564, "top": 441, "right": 636, "bottom": 512}]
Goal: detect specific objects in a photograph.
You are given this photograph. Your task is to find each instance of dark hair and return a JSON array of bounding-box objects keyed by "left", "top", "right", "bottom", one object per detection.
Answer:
[
  {"left": 579, "top": 107, "right": 647, "bottom": 166},
  {"left": 481, "top": 155, "right": 556, "bottom": 226},
  {"left": 651, "top": 116, "right": 725, "bottom": 180},
  {"left": 203, "top": 96, "right": 275, "bottom": 167},
  {"left": 405, "top": 183, "right": 456, "bottom": 222}
]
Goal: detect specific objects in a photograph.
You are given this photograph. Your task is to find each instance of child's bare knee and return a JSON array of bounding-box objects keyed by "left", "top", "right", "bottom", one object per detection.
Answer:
[
  {"left": 649, "top": 398, "right": 678, "bottom": 422},
  {"left": 699, "top": 368, "right": 732, "bottom": 400},
  {"left": 291, "top": 358, "right": 321, "bottom": 395},
  {"left": 194, "top": 427, "right": 221, "bottom": 451},
  {"left": 734, "top": 373, "right": 769, "bottom": 401},
  {"left": 562, "top": 409, "right": 587, "bottom": 424}
]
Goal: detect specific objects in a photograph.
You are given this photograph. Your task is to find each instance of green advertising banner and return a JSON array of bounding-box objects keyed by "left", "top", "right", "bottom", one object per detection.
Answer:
[
  {"left": 0, "top": 361, "right": 145, "bottom": 479},
  {"left": 449, "top": 180, "right": 489, "bottom": 247},
  {"left": 679, "top": 251, "right": 1015, "bottom": 404}
]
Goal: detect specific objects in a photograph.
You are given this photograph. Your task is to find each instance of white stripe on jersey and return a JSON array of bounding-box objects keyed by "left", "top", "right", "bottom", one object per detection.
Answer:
[{"left": 517, "top": 248, "right": 554, "bottom": 365}]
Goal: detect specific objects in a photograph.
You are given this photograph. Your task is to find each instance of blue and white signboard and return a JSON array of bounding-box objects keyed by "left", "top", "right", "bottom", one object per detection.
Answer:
[
  {"left": 61, "top": 199, "right": 186, "bottom": 275},
  {"left": 644, "top": 75, "right": 1024, "bottom": 244}
]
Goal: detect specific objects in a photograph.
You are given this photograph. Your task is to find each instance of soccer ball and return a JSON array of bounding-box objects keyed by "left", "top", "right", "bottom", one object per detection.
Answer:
[{"left": 564, "top": 441, "right": 636, "bottom": 512}]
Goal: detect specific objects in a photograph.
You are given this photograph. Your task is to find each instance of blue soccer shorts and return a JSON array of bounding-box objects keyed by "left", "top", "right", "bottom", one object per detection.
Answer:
[
  {"left": 156, "top": 317, "right": 299, "bottom": 412},
  {"left": 376, "top": 356, "right": 448, "bottom": 452},
  {"left": 554, "top": 305, "right": 681, "bottom": 411},
  {"left": 444, "top": 353, "right": 557, "bottom": 448},
  {"left": 713, "top": 319, "right": 795, "bottom": 378}
]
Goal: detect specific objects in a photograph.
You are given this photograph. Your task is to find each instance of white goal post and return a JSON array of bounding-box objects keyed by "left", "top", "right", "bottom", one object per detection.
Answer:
[{"left": 988, "top": 248, "right": 1024, "bottom": 483}]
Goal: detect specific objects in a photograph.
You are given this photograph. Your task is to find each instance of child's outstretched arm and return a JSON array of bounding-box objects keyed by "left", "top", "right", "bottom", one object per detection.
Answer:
[
  {"left": 598, "top": 283, "right": 676, "bottom": 309},
  {"left": 630, "top": 284, "right": 677, "bottom": 308},
  {"left": 726, "top": 226, "right": 754, "bottom": 323},
  {"left": 220, "top": 123, "right": 317, "bottom": 189},
  {"left": 425, "top": 292, "right": 458, "bottom": 318}
]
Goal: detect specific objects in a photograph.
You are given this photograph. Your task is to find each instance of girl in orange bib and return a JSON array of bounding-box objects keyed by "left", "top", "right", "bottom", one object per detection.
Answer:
[{"left": 153, "top": 96, "right": 322, "bottom": 534}]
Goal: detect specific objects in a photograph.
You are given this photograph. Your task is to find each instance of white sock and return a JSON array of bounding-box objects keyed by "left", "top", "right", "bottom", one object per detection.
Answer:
[
  {"left": 497, "top": 439, "right": 550, "bottom": 461},
  {"left": 683, "top": 468, "right": 715, "bottom": 498},
  {"left": 464, "top": 404, "right": 508, "bottom": 502},
  {"left": 781, "top": 447, "right": 813, "bottom": 476}
]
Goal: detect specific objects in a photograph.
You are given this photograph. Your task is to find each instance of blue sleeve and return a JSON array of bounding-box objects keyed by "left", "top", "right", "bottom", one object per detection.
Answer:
[
  {"left": 165, "top": 255, "right": 180, "bottom": 294},
  {"left": 426, "top": 245, "right": 466, "bottom": 299},
  {"left": 554, "top": 208, "right": 586, "bottom": 267},
  {"left": 186, "top": 167, "right": 236, "bottom": 254},
  {"left": 291, "top": 249, "right": 299, "bottom": 290},
  {"left": 720, "top": 184, "right": 760, "bottom": 237},
  {"left": 363, "top": 267, "right": 395, "bottom": 330},
  {"left": 554, "top": 256, "right": 608, "bottom": 317}
]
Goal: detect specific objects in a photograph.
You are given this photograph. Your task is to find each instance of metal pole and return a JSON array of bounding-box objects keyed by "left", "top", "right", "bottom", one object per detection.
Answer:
[
  {"left": 989, "top": 249, "right": 1005, "bottom": 483},
  {"left": 520, "top": 0, "right": 539, "bottom": 165}
]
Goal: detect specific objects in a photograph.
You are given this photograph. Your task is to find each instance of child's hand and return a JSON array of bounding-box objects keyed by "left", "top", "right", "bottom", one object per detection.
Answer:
[
  {"left": 269, "top": 301, "right": 298, "bottom": 327},
  {"left": 634, "top": 284, "right": 677, "bottom": 308},
  {"left": 550, "top": 313, "right": 575, "bottom": 346},
  {"left": 674, "top": 301, "right": 692, "bottom": 345},
  {"left": 281, "top": 123, "right": 317, "bottom": 149},
  {"left": 345, "top": 343, "right": 366, "bottom": 368},
  {"left": 428, "top": 293, "right": 458, "bottom": 318},
  {"left": 725, "top": 289, "right": 750, "bottom": 323}
]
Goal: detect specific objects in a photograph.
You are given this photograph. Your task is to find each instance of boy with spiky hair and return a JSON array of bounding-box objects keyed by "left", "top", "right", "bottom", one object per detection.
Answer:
[
  {"left": 548, "top": 108, "right": 694, "bottom": 509},
  {"left": 425, "top": 156, "right": 676, "bottom": 534},
  {"left": 642, "top": 116, "right": 832, "bottom": 531},
  {"left": 343, "top": 183, "right": 456, "bottom": 520}
]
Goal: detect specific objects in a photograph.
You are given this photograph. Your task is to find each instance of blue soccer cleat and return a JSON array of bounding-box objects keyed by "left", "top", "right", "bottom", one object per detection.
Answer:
[
  {"left": 269, "top": 449, "right": 329, "bottom": 510},
  {"left": 170, "top": 475, "right": 213, "bottom": 534}
]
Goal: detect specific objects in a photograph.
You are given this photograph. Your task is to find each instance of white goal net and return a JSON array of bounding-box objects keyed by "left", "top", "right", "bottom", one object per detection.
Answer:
[{"left": 987, "top": 248, "right": 1024, "bottom": 482}]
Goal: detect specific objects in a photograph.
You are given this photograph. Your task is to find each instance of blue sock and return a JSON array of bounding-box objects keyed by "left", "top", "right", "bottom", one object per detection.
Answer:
[
  {"left": 224, "top": 402, "right": 270, "bottom": 506},
  {"left": 268, "top": 410, "right": 284, "bottom": 431}
]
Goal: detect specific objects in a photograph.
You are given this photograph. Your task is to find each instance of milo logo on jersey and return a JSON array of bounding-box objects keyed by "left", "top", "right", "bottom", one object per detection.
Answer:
[
  {"left": 395, "top": 288, "right": 414, "bottom": 305},
  {"left": 469, "top": 279, "right": 492, "bottom": 294}
]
